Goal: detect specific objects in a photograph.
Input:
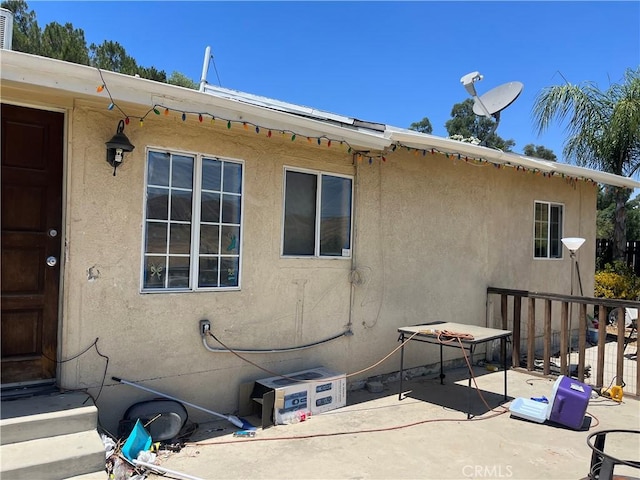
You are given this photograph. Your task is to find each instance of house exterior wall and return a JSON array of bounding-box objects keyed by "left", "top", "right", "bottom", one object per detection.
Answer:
[{"left": 2, "top": 86, "right": 596, "bottom": 431}]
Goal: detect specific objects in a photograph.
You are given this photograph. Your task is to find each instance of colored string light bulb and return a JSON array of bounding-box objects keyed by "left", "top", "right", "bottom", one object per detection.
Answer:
[
  {"left": 108, "top": 103, "right": 114, "bottom": 110},
  {"left": 327, "top": 140, "right": 331, "bottom": 147},
  {"left": 198, "top": 114, "right": 203, "bottom": 123},
  {"left": 140, "top": 119, "right": 144, "bottom": 127},
  {"left": 211, "top": 116, "right": 215, "bottom": 124},
  {"left": 97, "top": 84, "right": 105, "bottom": 93},
  {"left": 124, "top": 117, "right": 130, "bottom": 125},
  {"left": 291, "top": 134, "right": 296, "bottom": 141},
  {"left": 243, "top": 122, "right": 248, "bottom": 130},
  {"left": 255, "top": 126, "right": 260, "bottom": 134},
  {"left": 181, "top": 113, "right": 186, "bottom": 121},
  {"left": 164, "top": 108, "right": 169, "bottom": 116},
  {"left": 227, "top": 121, "right": 231, "bottom": 129},
  {"left": 153, "top": 108, "right": 160, "bottom": 115},
  {"left": 317, "top": 138, "right": 321, "bottom": 145},
  {"left": 267, "top": 130, "right": 272, "bottom": 137}
]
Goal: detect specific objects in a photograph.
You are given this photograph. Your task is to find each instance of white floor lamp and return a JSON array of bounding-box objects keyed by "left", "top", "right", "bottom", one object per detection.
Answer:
[{"left": 561, "top": 237, "right": 585, "bottom": 355}]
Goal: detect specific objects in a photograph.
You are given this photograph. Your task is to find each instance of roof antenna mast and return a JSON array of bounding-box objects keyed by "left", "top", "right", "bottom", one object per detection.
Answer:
[
  {"left": 199, "top": 46, "right": 211, "bottom": 92},
  {"left": 199, "top": 46, "right": 222, "bottom": 91}
]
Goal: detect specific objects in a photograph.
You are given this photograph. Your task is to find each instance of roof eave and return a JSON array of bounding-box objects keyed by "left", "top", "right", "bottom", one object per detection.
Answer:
[
  {"left": 387, "top": 128, "right": 640, "bottom": 189},
  {"left": 0, "top": 50, "right": 391, "bottom": 150}
]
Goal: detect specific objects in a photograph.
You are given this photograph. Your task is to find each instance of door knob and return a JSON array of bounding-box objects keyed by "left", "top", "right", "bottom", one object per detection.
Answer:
[{"left": 46, "top": 256, "right": 57, "bottom": 267}]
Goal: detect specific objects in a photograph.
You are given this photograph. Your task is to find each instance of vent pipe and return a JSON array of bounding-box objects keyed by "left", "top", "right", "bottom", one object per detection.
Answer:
[{"left": 0, "top": 8, "right": 13, "bottom": 50}]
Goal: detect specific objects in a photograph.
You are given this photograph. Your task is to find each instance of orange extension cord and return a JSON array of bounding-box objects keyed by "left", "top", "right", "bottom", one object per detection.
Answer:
[
  {"left": 192, "top": 329, "right": 601, "bottom": 446},
  {"left": 190, "top": 330, "right": 520, "bottom": 446}
]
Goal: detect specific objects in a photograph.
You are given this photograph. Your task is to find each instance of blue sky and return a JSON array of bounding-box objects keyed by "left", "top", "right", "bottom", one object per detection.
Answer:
[{"left": 30, "top": 1, "right": 639, "bottom": 164}]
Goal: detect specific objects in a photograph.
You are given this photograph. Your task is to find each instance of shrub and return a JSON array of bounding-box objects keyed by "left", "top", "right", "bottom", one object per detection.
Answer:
[{"left": 594, "top": 261, "right": 640, "bottom": 299}]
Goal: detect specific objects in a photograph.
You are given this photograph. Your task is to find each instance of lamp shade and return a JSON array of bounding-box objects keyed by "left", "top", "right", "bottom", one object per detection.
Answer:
[{"left": 561, "top": 237, "right": 585, "bottom": 253}]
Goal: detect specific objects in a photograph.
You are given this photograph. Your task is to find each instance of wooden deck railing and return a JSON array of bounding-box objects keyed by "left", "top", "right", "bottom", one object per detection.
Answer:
[{"left": 486, "top": 287, "right": 640, "bottom": 396}]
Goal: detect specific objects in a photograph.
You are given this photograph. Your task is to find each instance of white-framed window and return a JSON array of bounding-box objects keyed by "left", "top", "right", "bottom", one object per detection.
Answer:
[
  {"left": 142, "top": 149, "right": 243, "bottom": 291},
  {"left": 534, "top": 201, "right": 564, "bottom": 259},
  {"left": 282, "top": 168, "right": 353, "bottom": 258}
]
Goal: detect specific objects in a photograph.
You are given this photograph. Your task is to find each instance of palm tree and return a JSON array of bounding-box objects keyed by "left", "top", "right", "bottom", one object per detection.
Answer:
[{"left": 532, "top": 67, "right": 640, "bottom": 261}]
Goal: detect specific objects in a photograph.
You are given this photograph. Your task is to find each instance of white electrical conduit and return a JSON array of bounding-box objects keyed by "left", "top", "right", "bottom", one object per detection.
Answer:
[
  {"left": 202, "top": 330, "right": 351, "bottom": 354},
  {"left": 133, "top": 460, "right": 205, "bottom": 480}
]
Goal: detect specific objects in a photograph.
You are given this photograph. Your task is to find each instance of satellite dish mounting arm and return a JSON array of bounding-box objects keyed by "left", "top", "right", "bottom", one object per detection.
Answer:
[
  {"left": 480, "top": 111, "right": 500, "bottom": 147},
  {"left": 460, "top": 71, "right": 492, "bottom": 118}
]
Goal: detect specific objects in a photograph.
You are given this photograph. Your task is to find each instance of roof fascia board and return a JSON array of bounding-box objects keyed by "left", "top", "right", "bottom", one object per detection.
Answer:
[
  {"left": 388, "top": 128, "right": 640, "bottom": 189},
  {"left": 0, "top": 51, "right": 391, "bottom": 150},
  {"left": 546, "top": 162, "right": 640, "bottom": 189},
  {"left": 388, "top": 129, "right": 555, "bottom": 171}
]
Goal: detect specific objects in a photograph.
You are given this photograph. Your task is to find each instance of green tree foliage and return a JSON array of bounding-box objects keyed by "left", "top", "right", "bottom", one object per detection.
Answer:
[
  {"left": 2, "top": 0, "right": 189, "bottom": 86},
  {"left": 523, "top": 144, "right": 557, "bottom": 161},
  {"left": 408, "top": 117, "right": 433, "bottom": 134},
  {"left": 597, "top": 188, "right": 640, "bottom": 240},
  {"left": 445, "top": 99, "right": 515, "bottom": 151},
  {"left": 168, "top": 71, "right": 198, "bottom": 89},
  {"left": 41, "top": 22, "right": 89, "bottom": 64},
  {"left": 87, "top": 41, "right": 167, "bottom": 81},
  {"left": 533, "top": 68, "right": 640, "bottom": 261},
  {"left": 139, "top": 66, "right": 168, "bottom": 83}
]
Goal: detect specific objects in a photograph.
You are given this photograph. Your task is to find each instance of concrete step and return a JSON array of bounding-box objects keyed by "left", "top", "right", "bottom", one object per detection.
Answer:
[
  {"left": 1, "top": 392, "right": 98, "bottom": 445},
  {"left": 0, "top": 430, "right": 106, "bottom": 480}
]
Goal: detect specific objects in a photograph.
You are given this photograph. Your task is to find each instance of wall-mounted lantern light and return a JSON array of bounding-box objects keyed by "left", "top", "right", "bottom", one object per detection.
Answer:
[{"left": 105, "top": 119, "right": 135, "bottom": 176}]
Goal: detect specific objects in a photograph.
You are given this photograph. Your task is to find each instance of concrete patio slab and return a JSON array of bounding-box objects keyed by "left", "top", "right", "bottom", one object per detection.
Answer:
[{"left": 130, "top": 368, "right": 639, "bottom": 480}]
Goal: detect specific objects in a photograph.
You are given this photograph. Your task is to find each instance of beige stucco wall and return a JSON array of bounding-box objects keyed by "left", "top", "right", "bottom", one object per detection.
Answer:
[{"left": 2, "top": 86, "right": 596, "bottom": 431}]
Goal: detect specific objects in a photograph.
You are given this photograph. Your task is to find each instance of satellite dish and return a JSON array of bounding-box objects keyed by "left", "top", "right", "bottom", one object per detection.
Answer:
[
  {"left": 472, "top": 81, "right": 523, "bottom": 117},
  {"left": 460, "top": 72, "right": 523, "bottom": 146}
]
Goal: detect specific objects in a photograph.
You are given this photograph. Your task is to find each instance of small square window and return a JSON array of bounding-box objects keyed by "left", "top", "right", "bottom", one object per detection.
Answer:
[{"left": 282, "top": 168, "right": 352, "bottom": 258}]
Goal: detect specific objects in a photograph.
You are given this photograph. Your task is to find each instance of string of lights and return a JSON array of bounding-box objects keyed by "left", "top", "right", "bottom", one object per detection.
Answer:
[
  {"left": 95, "top": 68, "right": 611, "bottom": 189},
  {"left": 388, "top": 143, "right": 599, "bottom": 189}
]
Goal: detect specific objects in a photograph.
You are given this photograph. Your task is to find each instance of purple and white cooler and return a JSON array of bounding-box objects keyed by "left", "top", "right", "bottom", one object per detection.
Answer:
[
  {"left": 547, "top": 375, "right": 592, "bottom": 430},
  {"left": 509, "top": 375, "right": 592, "bottom": 430}
]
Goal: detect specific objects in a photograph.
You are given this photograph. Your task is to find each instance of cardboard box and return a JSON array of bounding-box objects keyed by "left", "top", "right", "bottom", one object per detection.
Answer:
[{"left": 247, "top": 366, "right": 346, "bottom": 427}]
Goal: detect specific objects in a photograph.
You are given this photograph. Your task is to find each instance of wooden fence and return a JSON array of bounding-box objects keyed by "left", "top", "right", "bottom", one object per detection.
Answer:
[
  {"left": 487, "top": 287, "right": 639, "bottom": 396},
  {"left": 596, "top": 239, "right": 640, "bottom": 274}
]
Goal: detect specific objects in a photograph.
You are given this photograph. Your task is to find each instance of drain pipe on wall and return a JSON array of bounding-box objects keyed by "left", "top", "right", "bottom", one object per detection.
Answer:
[{"left": 347, "top": 155, "right": 361, "bottom": 335}]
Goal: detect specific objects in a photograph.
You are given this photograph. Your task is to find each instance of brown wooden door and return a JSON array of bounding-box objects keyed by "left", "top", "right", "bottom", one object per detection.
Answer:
[{"left": 1, "top": 104, "right": 64, "bottom": 384}]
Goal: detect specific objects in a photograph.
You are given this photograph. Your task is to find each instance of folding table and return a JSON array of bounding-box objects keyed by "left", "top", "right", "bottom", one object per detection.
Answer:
[{"left": 397, "top": 321, "right": 512, "bottom": 418}]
